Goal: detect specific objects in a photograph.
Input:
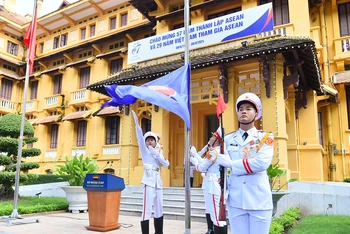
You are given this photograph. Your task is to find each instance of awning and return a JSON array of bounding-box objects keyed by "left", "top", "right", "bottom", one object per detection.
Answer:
[
  {"left": 27, "top": 118, "right": 39, "bottom": 125},
  {"left": 95, "top": 107, "right": 120, "bottom": 116},
  {"left": 88, "top": 37, "right": 323, "bottom": 96},
  {"left": 0, "top": 71, "right": 20, "bottom": 80},
  {"left": 62, "top": 110, "right": 92, "bottom": 121},
  {"left": 96, "top": 48, "right": 127, "bottom": 59},
  {"left": 66, "top": 57, "right": 95, "bottom": 67},
  {"left": 41, "top": 65, "right": 66, "bottom": 75},
  {"left": 36, "top": 115, "right": 62, "bottom": 124},
  {"left": 332, "top": 71, "right": 350, "bottom": 84}
]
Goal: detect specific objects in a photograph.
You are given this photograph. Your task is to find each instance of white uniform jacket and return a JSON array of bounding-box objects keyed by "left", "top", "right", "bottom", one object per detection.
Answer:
[
  {"left": 193, "top": 146, "right": 231, "bottom": 196},
  {"left": 223, "top": 127, "right": 274, "bottom": 210},
  {"left": 134, "top": 119, "right": 169, "bottom": 189}
]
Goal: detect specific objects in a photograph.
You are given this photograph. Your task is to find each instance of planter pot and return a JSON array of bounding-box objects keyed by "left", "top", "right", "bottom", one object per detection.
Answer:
[
  {"left": 272, "top": 190, "right": 289, "bottom": 217},
  {"left": 61, "top": 186, "right": 88, "bottom": 213}
]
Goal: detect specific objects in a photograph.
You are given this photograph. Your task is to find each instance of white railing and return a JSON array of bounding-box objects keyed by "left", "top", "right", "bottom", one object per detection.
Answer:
[
  {"left": 46, "top": 96, "right": 59, "bottom": 105},
  {"left": 26, "top": 101, "right": 34, "bottom": 110},
  {"left": 102, "top": 146, "right": 120, "bottom": 155},
  {"left": 45, "top": 150, "right": 57, "bottom": 158},
  {"left": 259, "top": 23, "right": 294, "bottom": 38},
  {"left": 72, "top": 89, "right": 87, "bottom": 101},
  {"left": 72, "top": 149, "right": 86, "bottom": 156},
  {"left": 0, "top": 100, "right": 14, "bottom": 109}
]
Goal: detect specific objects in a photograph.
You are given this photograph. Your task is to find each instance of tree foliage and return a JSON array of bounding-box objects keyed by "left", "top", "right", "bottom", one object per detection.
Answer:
[{"left": 0, "top": 114, "right": 41, "bottom": 200}]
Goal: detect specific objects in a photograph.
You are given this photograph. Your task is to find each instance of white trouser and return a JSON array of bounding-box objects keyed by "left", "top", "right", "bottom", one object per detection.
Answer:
[
  {"left": 227, "top": 206, "right": 272, "bottom": 234},
  {"left": 141, "top": 184, "right": 163, "bottom": 220},
  {"left": 204, "top": 190, "right": 226, "bottom": 227}
]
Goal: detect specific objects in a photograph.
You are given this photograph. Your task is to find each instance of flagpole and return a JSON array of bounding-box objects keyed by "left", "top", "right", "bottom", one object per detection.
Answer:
[
  {"left": 10, "top": 0, "right": 38, "bottom": 219},
  {"left": 184, "top": 0, "right": 191, "bottom": 233}
]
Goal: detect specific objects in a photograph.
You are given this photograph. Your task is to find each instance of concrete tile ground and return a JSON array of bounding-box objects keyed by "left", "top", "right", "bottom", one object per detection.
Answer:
[{"left": 0, "top": 212, "right": 231, "bottom": 234}]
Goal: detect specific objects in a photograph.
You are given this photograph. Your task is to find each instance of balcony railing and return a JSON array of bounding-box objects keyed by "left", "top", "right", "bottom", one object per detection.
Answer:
[
  {"left": 259, "top": 23, "right": 295, "bottom": 37},
  {"left": 45, "top": 150, "right": 57, "bottom": 158},
  {"left": 43, "top": 94, "right": 64, "bottom": 110},
  {"left": 25, "top": 100, "right": 39, "bottom": 112},
  {"left": 69, "top": 89, "right": 91, "bottom": 105},
  {"left": 102, "top": 146, "right": 120, "bottom": 155},
  {"left": 334, "top": 35, "right": 350, "bottom": 60},
  {"left": 0, "top": 98, "right": 16, "bottom": 113}
]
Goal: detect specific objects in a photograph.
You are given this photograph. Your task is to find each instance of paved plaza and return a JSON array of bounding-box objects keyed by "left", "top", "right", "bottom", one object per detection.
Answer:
[{"left": 0, "top": 211, "right": 231, "bottom": 234}]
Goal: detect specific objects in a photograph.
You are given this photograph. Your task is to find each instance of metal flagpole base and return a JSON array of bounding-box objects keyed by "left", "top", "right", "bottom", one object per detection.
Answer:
[
  {"left": 184, "top": 229, "right": 191, "bottom": 234},
  {"left": 1, "top": 210, "right": 40, "bottom": 226}
]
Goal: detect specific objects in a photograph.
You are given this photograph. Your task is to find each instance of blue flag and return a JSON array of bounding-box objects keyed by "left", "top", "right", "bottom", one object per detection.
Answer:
[{"left": 102, "top": 63, "right": 191, "bottom": 130}]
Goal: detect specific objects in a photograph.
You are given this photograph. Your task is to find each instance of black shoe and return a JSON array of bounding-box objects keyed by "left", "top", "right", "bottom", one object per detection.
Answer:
[
  {"left": 205, "top": 213, "right": 214, "bottom": 234},
  {"left": 154, "top": 216, "right": 163, "bottom": 234},
  {"left": 141, "top": 220, "right": 149, "bottom": 234},
  {"left": 213, "top": 225, "right": 227, "bottom": 234}
]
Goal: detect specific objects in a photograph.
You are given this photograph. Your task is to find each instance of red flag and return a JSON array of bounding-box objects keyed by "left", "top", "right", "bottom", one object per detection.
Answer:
[
  {"left": 24, "top": 1, "right": 38, "bottom": 75},
  {"left": 216, "top": 93, "right": 227, "bottom": 118}
]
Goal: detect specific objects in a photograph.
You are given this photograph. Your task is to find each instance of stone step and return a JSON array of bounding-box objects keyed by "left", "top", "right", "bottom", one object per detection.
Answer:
[
  {"left": 133, "top": 191, "right": 204, "bottom": 200},
  {"left": 119, "top": 208, "right": 206, "bottom": 222},
  {"left": 120, "top": 201, "right": 206, "bottom": 215},
  {"left": 121, "top": 196, "right": 205, "bottom": 207}
]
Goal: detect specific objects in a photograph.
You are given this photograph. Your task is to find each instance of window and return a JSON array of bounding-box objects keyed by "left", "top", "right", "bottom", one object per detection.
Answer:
[
  {"left": 173, "top": 23, "right": 184, "bottom": 30},
  {"left": 60, "top": 33, "right": 68, "bottom": 46},
  {"left": 80, "top": 28, "right": 86, "bottom": 40},
  {"left": 260, "top": 0, "right": 289, "bottom": 26},
  {"left": 50, "top": 124, "right": 59, "bottom": 148},
  {"left": 346, "top": 86, "right": 350, "bottom": 129},
  {"left": 141, "top": 118, "right": 151, "bottom": 133},
  {"left": 77, "top": 120, "right": 87, "bottom": 146},
  {"left": 106, "top": 116, "right": 120, "bottom": 144},
  {"left": 30, "top": 80, "right": 38, "bottom": 99},
  {"left": 7, "top": 41, "right": 18, "bottom": 56},
  {"left": 121, "top": 13, "right": 128, "bottom": 26},
  {"left": 90, "top": 24, "right": 96, "bottom": 37},
  {"left": 208, "top": 7, "right": 241, "bottom": 20},
  {"left": 53, "top": 36, "right": 59, "bottom": 49},
  {"left": 39, "top": 43, "right": 44, "bottom": 54},
  {"left": 318, "top": 112, "right": 324, "bottom": 146},
  {"left": 27, "top": 134, "right": 34, "bottom": 148},
  {"left": 79, "top": 67, "right": 90, "bottom": 89},
  {"left": 110, "top": 17, "right": 116, "bottom": 30},
  {"left": 339, "top": 2, "right": 350, "bottom": 37},
  {"left": 0, "top": 78, "right": 13, "bottom": 100},
  {"left": 53, "top": 74, "right": 62, "bottom": 94},
  {"left": 110, "top": 58, "right": 123, "bottom": 75},
  {"left": 206, "top": 114, "right": 219, "bottom": 141}
]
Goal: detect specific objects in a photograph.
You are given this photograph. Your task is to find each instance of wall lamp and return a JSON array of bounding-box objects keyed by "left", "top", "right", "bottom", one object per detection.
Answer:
[{"left": 241, "top": 41, "right": 248, "bottom": 47}]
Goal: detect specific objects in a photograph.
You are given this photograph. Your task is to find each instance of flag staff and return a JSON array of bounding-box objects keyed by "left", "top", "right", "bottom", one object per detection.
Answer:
[
  {"left": 183, "top": 0, "right": 191, "bottom": 233},
  {"left": 9, "top": 0, "right": 38, "bottom": 222}
]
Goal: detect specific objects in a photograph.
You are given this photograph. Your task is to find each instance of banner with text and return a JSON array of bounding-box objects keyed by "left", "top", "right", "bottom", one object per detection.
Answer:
[{"left": 128, "top": 3, "right": 273, "bottom": 64}]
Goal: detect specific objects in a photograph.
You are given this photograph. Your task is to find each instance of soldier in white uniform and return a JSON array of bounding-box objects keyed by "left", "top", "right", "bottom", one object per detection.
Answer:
[
  {"left": 222, "top": 93, "right": 274, "bottom": 234},
  {"left": 189, "top": 127, "right": 230, "bottom": 234},
  {"left": 132, "top": 110, "right": 170, "bottom": 234}
]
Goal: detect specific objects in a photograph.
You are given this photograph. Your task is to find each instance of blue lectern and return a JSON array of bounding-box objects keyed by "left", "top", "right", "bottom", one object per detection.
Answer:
[{"left": 83, "top": 173, "right": 125, "bottom": 232}]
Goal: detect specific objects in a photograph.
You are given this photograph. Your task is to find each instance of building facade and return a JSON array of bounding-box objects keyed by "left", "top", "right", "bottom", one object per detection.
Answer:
[{"left": 0, "top": 0, "right": 349, "bottom": 188}]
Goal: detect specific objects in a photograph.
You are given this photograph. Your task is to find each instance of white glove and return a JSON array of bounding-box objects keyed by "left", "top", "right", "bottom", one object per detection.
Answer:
[
  {"left": 189, "top": 146, "right": 198, "bottom": 157},
  {"left": 190, "top": 157, "right": 199, "bottom": 166},
  {"left": 148, "top": 146, "right": 159, "bottom": 157},
  {"left": 132, "top": 110, "right": 139, "bottom": 126}
]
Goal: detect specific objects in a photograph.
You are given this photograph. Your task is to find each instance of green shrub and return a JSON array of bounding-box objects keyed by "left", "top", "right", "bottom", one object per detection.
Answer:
[
  {"left": 269, "top": 220, "right": 284, "bottom": 234},
  {"left": 344, "top": 178, "right": 350, "bottom": 183},
  {"left": 54, "top": 155, "right": 99, "bottom": 186},
  {"left": 22, "top": 174, "right": 69, "bottom": 185},
  {"left": 283, "top": 207, "right": 301, "bottom": 220},
  {"left": 269, "top": 207, "right": 301, "bottom": 234}
]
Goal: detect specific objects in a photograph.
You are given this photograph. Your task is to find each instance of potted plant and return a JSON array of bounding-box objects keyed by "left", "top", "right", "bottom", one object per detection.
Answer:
[
  {"left": 267, "top": 160, "right": 297, "bottom": 216},
  {"left": 54, "top": 154, "right": 99, "bottom": 213}
]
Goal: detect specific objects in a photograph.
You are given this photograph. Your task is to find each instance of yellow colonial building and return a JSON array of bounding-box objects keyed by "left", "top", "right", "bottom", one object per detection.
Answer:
[{"left": 0, "top": 0, "right": 350, "bottom": 187}]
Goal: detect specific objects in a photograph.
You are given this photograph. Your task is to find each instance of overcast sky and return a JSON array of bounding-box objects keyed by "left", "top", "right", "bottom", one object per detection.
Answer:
[{"left": 0, "top": 0, "right": 79, "bottom": 16}]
